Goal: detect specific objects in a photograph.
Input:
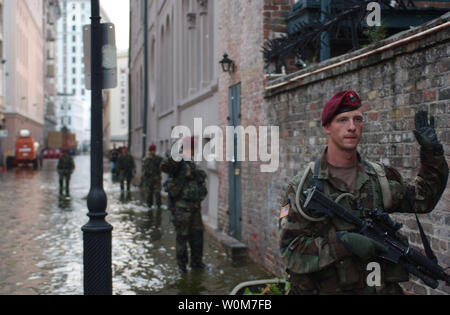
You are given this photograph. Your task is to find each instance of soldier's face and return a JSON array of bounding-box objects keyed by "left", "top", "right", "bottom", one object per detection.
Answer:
[{"left": 324, "top": 109, "right": 363, "bottom": 152}]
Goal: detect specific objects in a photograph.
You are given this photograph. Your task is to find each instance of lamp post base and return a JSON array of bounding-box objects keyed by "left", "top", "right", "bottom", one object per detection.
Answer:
[{"left": 82, "top": 213, "right": 113, "bottom": 295}]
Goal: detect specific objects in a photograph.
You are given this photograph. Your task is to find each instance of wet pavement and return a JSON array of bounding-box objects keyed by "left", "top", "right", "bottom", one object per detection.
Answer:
[{"left": 0, "top": 155, "right": 272, "bottom": 295}]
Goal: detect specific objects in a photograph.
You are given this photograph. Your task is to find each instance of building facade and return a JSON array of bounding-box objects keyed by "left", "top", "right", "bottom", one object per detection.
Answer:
[
  {"left": 3, "top": 0, "right": 46, "bottom": 158},
  {"left": 129, "top": 0, "right": 219, "bottom": 228},
  {"left": 55, "top": 0, "right": 91, "bottom": 150},
  {"left": 44, "top": 0, "right": 62, "bottom": 142},
  {"left": 0, "top": 0, "right": 5, "bottom": 166},
  {"left": 215, "top": 0, "right": 294, "bottom": 272},
  {"left": 109, "top": 49, "right": 129, "bottom": 149}
]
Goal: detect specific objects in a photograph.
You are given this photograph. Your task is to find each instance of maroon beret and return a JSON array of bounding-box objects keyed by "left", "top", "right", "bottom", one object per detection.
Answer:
[
  {"left": 149, "top": 144, "right": 156, "bottom": 151},
  {"left": 321, "top": 90, "right": 362, "bottom": 126}
]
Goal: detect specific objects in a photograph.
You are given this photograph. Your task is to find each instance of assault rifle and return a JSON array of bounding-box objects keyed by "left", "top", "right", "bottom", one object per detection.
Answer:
[{"left": 303, "top": 187, "right": 450, "bottom": 289}]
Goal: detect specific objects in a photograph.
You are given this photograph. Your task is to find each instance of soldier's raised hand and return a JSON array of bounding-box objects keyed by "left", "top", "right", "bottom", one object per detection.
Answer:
[{"left": 413, "top": 110, "right": 442, "bottom": 152}]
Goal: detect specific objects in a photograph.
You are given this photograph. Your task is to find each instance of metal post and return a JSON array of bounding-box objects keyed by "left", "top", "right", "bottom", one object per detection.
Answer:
[
  {"left": 142, "top": 0, "right": 148, "bottom": 159},
  {"left": 81, "top": 0, "right": 113, "bottom": 295},
  {"left": 320, "top": 0, "right": 331, "bottom": 62}
]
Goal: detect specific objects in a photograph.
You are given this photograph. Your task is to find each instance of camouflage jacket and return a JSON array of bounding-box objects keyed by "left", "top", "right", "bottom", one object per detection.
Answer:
[
  {"left": 57, "top": 155, "right": 75, "bottom": 176},
  {"left": 117, "top": 153, "right": 136, "bottom": 180},
  {"left": 161, "top": 154, "right": 207, "bottom": 209},
  {"left": 142, "top": 155, "right": 163, "bottom": 187},
  {"left": 279, "top": 148, "right": 448, "bottom": 292}
]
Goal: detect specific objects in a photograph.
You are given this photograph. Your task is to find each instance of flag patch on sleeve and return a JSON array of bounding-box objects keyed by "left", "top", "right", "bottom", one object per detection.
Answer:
[{"left": 280, "top": 204, "right": 290, "bottom": 219}]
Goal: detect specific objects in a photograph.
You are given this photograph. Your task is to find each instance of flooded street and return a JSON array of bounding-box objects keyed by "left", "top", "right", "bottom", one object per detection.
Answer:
[{"left": 0, "top": 155, "right": 272, "bottom": 295}]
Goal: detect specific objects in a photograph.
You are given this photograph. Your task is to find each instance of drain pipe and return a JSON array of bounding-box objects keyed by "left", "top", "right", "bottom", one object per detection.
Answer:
[
  {"left": 127, "top": 5, "right": 132, "bottom": 151},
  {"left": 142, "top": 0, "right": 149, "bottom": 159}
]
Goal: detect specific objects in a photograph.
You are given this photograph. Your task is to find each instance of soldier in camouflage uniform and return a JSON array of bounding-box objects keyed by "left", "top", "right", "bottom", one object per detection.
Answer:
[
  {"left": 142, "top": 144, "right": 163, "bottom": 208},
  {"left": 57, "top": 149, "right": 75, "bottom": 196},
  {"left": 279, "top": 90, "right": 448, "bottom": 295},
  {"left": 117, "top": 147, "right": 136, "bottom": 194},
  {"left": 161, "top": 137, "right": 208, "bottom": 274}
]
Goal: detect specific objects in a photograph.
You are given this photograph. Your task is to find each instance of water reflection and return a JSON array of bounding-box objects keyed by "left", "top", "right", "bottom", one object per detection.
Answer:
[{"left": 0, "top": 155, "right": 272, "bottom": 295}]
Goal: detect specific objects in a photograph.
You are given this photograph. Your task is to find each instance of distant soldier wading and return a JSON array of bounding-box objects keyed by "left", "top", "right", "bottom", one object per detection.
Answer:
[
  {"left": 161, "top": 137, "right": 208, "bottom": 274},
  {"left": 279, "top": 90, "right": 448, "bottom": 295},
  {"left": 117, "top": 147, "right": 136, "bottom": 194},
  {"left": 142, "top": 144, "right": 163, "bottom": 208},
  {"left": 57, "top": 149, "right": 75, "bottom": 196}
]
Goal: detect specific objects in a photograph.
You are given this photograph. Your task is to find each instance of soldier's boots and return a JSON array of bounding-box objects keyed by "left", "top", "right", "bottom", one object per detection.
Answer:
[{"left": 178, "top": 264, "right": 188, "bottom": 275}]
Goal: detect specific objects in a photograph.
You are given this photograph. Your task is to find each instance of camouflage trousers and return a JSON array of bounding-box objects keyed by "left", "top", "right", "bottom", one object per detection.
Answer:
[
  {"left": 171, "top": 206, "right": 204, "bottom": 268},
  {"left": 146, "top": 184, "right": 161, "bottom": 207},
  {"left": 59, "top": 174, "right": 71, "bottom": 196}
]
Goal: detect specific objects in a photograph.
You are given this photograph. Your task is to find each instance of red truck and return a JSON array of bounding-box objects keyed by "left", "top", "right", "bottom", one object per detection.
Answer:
[
  {"left": 42, "top": 131, "right": 78, "bottom": 158},
  {"left": 6, "top": 129, "right": 40, "bottom": 170}
]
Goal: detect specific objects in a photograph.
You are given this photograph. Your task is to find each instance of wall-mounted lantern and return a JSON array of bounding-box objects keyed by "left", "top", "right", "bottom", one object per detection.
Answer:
[{"left": 219, "top": 53, "right": 235, "bottom": 73}]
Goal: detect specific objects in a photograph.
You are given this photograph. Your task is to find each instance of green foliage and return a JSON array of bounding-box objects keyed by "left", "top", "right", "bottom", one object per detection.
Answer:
[
  {"left": 240, "top": 281, "right": 291, "bottom": 295},
  {"left": 364, "top": 25, "right": 387, "bottom": 45}
]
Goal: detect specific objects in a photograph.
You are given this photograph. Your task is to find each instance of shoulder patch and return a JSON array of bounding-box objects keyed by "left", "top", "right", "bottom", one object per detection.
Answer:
[{"left": 280, "top": 203, "right": 290, "bottom": 219}]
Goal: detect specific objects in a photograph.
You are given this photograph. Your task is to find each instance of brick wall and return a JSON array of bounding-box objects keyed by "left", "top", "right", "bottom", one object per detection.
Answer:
[{"left": 264, "top": 13, "right": 450, "bottom": 294}]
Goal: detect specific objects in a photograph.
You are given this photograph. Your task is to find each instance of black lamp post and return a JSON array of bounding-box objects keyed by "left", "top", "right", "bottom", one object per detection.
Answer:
[
  {"left": 219, "top": 53, "right": 235, "bottom": 73},
  {"left": 81, "top": 0, "right": 113, "bottom": 295}
]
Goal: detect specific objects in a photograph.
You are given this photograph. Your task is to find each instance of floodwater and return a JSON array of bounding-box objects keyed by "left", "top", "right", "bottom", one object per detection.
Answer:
[{"left": 0, "top": 155, "right": 272, "bottom": 295}]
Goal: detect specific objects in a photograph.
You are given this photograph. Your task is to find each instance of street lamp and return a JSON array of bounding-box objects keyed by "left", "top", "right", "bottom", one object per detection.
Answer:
[
  {"left": 81, "top": 0, "right": 113, "bottom": 295},
  {"left": 219, "top": 53, "right": 235, "bottom": 73}
]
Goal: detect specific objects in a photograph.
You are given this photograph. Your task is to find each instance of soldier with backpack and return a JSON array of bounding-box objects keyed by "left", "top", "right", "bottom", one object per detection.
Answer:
[
  {"left": 161, "top": 137, "right": 208, "bottom": 274},
  {"left": 142, "top": 144, "right": 163, "bottom": 208},
  {"left": 117, "top": 147, "right": 136, "bottom": 196}
]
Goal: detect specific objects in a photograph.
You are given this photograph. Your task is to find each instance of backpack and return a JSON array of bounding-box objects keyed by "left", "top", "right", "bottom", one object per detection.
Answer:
[
  {"left": 164, "top": 162, "right": 208, "bottom": 202},
  {"left": 179, "top": 168, "right": 208, "bottom": 202}
]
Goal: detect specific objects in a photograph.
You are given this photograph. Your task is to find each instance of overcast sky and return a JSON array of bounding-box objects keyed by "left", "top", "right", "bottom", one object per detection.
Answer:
[{"left": 100, "top": 0, "right": 130, "bottom": 51}]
